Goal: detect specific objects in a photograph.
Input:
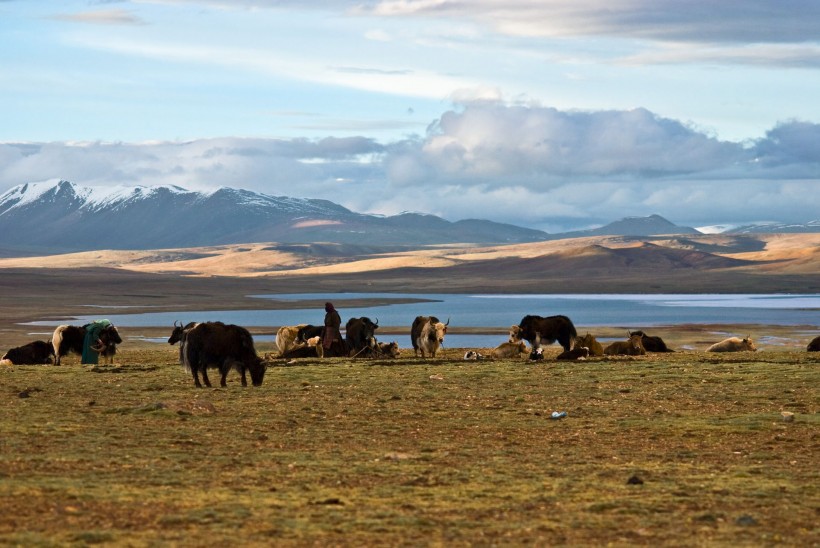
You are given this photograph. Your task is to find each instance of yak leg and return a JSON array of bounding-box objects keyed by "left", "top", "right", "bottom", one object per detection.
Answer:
[
  {"left": 192, "top": 368, "right": 203, "bottom": 388},
  {"left": 200, "top": 368, "right": 213, "bottom": 388},
  {"left": 220, "top": 360, "right": 236, "bottom": 387},
  {"left": 235, "top": 362, "right": 248, "bottom": 387}
]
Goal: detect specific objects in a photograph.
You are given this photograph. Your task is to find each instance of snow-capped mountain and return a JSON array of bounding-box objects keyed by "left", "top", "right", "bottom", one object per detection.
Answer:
[
  {"left": 0, "top": 180, "right": 548, "bottom": 252},
  {"left": 726, "top": 220, "right": 820, "bottom": 234}
]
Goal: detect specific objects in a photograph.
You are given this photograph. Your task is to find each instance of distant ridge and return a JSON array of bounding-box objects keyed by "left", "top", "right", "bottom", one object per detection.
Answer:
[
  {"left": 0, "top": 180, "right": 548, "bottom": 252},
  {"left": 549, "top": 214, "right": 701, "bottom": 239}
]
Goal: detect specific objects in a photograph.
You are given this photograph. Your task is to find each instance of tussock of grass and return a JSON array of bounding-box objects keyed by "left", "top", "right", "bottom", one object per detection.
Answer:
[{"left": 0, "top": 347, "right": 818, "bottom": 545}]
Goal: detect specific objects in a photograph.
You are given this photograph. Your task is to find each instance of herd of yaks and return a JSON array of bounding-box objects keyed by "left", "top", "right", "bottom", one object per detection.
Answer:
[{"left": 3, "top": 313, "right": 820, "bottom": 364}]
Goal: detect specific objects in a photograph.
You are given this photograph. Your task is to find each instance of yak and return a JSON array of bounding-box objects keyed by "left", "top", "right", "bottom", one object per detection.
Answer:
[
  {"left": 707, "top": 336, "right": 757, "bottom": 353},
  {"left": 275, "top": 324, "right": 307, "bottom": 356},
  {"left": 629, "top": 330, "right": 674, "bottom": 352},
  {"left": 575, "top": 333, "right": 604, "bottom": 356},
  {"left": 807, "top": 335, "right": 820, "bottom": 352},
  {"left": 411, "top": 316, "right": 449, "bottom": 358},
  {"left": 52, "top": 321, "right": 122, "bottom": 365},
  {"left": 168, "top": 321, "right": 198, "bottom": 363},
  {"left": 491, "top": 340, "right": 528, "bottom": 359},
  {"left": 296, "top": 324, "right": 324, "bottom": 345},
  {"left": 1, "top": 340, "right": 55, "bottom": 365},
  {"left": 510, "top": 315, "right": 577, "bottom": 352},
  {"left": 375, "top": 341, "right": 401, "bottom": 358},
  {"left": 604, "top": 332, "right": 646, "bottom": 356},
  {"left": 556, "top": 346, "right": 590, "bottom": 361},
  {"left": 181, "top": 321, "right": 266, "bottom": 388},
  {"left": 346, "top": 317, "right": 379, "bottom": 357}
]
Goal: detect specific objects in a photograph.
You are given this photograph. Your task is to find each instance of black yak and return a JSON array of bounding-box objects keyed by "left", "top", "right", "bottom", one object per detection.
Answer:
[
  {"left": 510, "top": 315, "right": 577, "bottom": 352},
  {"left": 181, "top": 321, "right": 266, "bottom": 388}
]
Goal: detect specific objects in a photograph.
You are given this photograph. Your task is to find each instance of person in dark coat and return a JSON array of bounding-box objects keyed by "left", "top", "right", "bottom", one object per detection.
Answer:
[{"left": 322, "top": 302, "right": 345, "bottom": 356}]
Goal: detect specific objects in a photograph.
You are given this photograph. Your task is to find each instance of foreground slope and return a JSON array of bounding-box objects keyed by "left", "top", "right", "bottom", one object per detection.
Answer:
[{"left": 1, "top": 349, "right": 817, "bottom": 546}]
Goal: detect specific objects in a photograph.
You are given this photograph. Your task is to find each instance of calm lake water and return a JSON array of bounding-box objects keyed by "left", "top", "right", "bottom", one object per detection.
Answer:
[{"left": 26, "top": 293, "right": 820, "bottom": 349}]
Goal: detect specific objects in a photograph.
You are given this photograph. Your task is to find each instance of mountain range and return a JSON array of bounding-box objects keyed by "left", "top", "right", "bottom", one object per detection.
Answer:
[{"left": 0, "top": 180, "right": 816, "bottom": 254}]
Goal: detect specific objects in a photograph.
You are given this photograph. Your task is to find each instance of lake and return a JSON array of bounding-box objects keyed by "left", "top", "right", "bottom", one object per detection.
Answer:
[{"left": 25, "top": 293, "right": 820, "bottom": 349}]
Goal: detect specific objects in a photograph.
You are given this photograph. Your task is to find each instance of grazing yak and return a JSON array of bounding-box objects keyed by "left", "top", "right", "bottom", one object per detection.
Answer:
[
  {"left": 629, "top": 330, "right": 674, "bottom": 352},
  {"left": 1, "top": 340, "right": 55, "bottom": 365},
  {"left": 411, "top": 316, "right": 449, "bottom": 358},
  {"left": 52, "top": 321, "right": 122, "bottom": 365},
  {"left": 575, "top": 333, "right": 604, "bottom": 356},
  {"left": 510, "top": 315, "right": 577, "bottom": 352},
  {"left": 707, "top": 336, "right": 757, "bottom": 353},
  {"left": 491, "top": 340, "right": 528, "bottom": 359},
  {"left": 168, "top": 321, "right": 198, "bottom": 363},
  {"left": 556, "top": 346, "right": 590, "bottom": 361},
  {"left": 181, "top": 321, "right": 266, "bottom": 388},
  {"left": 604, "top": 332, "right": 646, "bottom": 356},
  {"left": 807, "top": 335, "right": 820, "bottom": 352},
  {"left": 275, "top": 324, "right": 306, "bottom": 356},
  {"left": 346, "top": 317, "right": 379, "bottom": 357}
]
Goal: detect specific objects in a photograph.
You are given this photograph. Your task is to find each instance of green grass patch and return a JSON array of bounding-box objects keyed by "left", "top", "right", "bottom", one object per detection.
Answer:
[{"left": 0, "top": 348, "right": 818, "bottom": 545}]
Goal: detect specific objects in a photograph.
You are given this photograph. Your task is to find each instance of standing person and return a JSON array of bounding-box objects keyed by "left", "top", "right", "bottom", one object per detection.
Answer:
[{"left": 323, "top": 302, "right": 344, "bottom": 356}]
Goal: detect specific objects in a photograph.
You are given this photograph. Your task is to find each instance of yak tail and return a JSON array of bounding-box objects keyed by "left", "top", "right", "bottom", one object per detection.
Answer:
[{"left": 52, "top": 325, "right": 69, "bottom": 355}]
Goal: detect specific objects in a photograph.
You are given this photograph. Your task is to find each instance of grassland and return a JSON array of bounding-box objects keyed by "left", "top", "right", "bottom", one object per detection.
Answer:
[{"left": 2, "top": 346, "right": 818, "bottom": 546}]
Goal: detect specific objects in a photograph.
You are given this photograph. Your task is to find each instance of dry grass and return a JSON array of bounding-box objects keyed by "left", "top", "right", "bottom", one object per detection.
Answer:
[
  {"left": 1, "top": 233, "right": 819, "bottom": 278},
  {"left": 1, "top": 346, "right": 818, "bottom": 546}
]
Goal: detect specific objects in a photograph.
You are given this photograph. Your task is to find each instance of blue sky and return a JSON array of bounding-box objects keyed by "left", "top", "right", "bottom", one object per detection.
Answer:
[{"left": 2, "top": 0, "right": 819, "bottom": 232}]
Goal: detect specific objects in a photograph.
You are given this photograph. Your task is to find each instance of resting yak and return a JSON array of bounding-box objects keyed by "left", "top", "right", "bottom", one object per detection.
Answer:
[
  {"left": 575, "top": 333, "right": 604, "bottom": 356},
  {"left": 346, "top": 317, "right": 379, "bottom": 357},
  {"left": 629, "top": 330, "right": 674, "bottom": 352},
  {"left": 807, "top": 335, "right": 820, "bottom": 352},
  {"left": 707, "top": 336, "right": 757, "bottom": 353},
  {"left": 491, "top": 340, "right": 528, "bottom": 359},
  {"left": 604, "top": 332, "right": 646, "bottom": 356},
  {"left": 510, "top": 315, "right": 577, "bottom": 352},
  {"left": 556, "top": 346, "right": 590, "bottom": 361},
  {"left": 1, "top": 340, "right": 55, "bottom": 365},
  {"left": 375, "top": 341, "right": 401, "bottom": 358}
]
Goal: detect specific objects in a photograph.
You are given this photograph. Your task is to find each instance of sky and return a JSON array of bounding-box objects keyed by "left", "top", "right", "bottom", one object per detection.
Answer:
[{"left": 1, "top": 0, "right": 819, "bottom": 233}]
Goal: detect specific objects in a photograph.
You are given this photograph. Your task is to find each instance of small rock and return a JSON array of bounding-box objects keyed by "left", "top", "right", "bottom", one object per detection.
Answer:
[
  {"left": 735, "top": 514, "right": 758, "bottom": 526},
  {"left": 780, "top": 411, "right": 795, "bottom": 422},
  {"left": 626, "top": 475, "right": 644, "bottom": 485}
]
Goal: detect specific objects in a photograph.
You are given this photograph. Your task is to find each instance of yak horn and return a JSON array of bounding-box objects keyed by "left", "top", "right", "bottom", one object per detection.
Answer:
[{"left": 445, "top": 317, "right": 450, "bottom": 326}]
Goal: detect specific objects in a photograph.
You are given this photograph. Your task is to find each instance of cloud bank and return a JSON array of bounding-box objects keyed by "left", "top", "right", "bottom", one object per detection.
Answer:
[{"left": 2, "top": 103, "right": 818, "bottom": 232}]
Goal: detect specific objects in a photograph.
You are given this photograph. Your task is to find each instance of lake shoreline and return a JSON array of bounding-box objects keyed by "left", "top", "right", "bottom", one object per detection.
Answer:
[{"left": 2, "top": 268, "right": 819, "bottom": 351}]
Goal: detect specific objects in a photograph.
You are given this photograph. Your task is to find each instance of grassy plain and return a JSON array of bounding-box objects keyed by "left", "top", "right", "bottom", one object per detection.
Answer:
[{"left": 2, "top": 346, "right": 818, "bottom": 546}]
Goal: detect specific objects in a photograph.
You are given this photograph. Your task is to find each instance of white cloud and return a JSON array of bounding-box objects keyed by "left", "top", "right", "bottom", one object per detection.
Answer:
[
  {"left": 51, "top": 9, "right": 147, "bottom": 25},
  {"left": 364, "top": 29, "right": 392, "bottom": 42},
  {"left": 1, "top": 105, "right": 818, "bottom": 232}
]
